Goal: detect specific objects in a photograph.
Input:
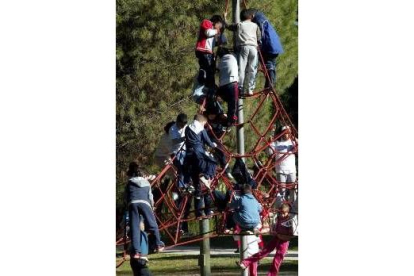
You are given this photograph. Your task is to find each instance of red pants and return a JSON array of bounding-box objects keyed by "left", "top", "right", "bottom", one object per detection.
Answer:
[{"left": 241, "top": 236, "right": 289, "bottom": 276}]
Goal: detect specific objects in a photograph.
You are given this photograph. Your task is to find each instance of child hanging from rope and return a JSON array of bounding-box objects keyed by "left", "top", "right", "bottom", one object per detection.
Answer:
[
  {"left": 237, "top": 203, "right": 294, "bottom": 276},
  {"left": 224, "top": 9, "right": 261, "bottom": 96},
  {"left": 229, "top": 184, "right": 262, "bottom": 234},
  {"left": 249, "top": 9, "right": 284, "bottom": 88},
  {"left": 184, "top": 114, "right": 218, "bottom": 218},
  {"left": 126, "top": 162, "right": 165, "bottom": 260},
  {"left": 216, "top": 47, "right": 239, "bottom": 127}
]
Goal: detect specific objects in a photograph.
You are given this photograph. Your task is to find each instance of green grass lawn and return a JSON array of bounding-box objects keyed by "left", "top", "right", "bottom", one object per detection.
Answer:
[
  {"left": 116, "top": 236, "right": 298, "bottom": 275},
  {"left": 116, "top": 254, "right": 298, "bottom": 275}
]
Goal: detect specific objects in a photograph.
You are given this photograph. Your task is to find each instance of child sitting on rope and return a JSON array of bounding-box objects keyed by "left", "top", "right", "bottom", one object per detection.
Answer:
[
  {"left": 237, "top": 202, "right": 294, "bottom": 276},
  {"left": 229, "top": 184, "right": 262, "bottom": 234},
  {"left": 216, "top": 47, "right": 239, "bottom": 127},
  {"left": 224, "top": 9, "right": 261, "bottom": 96},
  {"left": 126, "top": 162, "right": 165, "bottom": 260}
]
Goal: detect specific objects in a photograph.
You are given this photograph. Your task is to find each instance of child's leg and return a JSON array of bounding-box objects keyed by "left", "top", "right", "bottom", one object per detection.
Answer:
[
  {"left": 264, "top": 54, "right": 278, "bottom": 88},
  {"left": 267, "top": 239, "right": 289, "bottom": 276},
  {"left": 128, "top": 204, "right": 142, "bottom": 255},
  {"left": 247, "top": 46, "right": 258, "bottom": 94},
  {"left": 203, "top": 193, "right": 213, "bottom": 215},
  {"left": 226, "top": 82, "right": 238, "bottom": 125},
  {"left": 138, "top": 203, "right": 164, "bottom": 247},
  {"left": 238, "top": 46, "right": 249, "bottom": 93},
  {"left": 241, "top": 236, "right": 278, "bottom": 268},
  {"left": 249, "top": 261, "right": 258, "bottom": 276}
]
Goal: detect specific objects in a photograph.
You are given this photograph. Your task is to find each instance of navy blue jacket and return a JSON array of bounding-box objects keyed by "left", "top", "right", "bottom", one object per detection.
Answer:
[
  {"left": 252, "top": 11, "right": 283, "bottom": 55},
  {"left": 185, "top": 122, "right": 217, "bottom": 164},
  {"left": 126, "top": 177, "right": 154, "bottom": 206}
]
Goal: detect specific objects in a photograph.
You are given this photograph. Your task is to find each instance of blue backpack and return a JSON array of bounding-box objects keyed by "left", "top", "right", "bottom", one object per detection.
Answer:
[{"left": 253, "top": 12, "right": 283, "bottom": 56}]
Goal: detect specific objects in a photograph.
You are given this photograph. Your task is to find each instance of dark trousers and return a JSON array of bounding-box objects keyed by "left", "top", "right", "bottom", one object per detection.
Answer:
[
  {"left": 194, "top": 193, "right": 212, "bottom": 217},
  {"left": 176, "top": 194, "right": 192, "bottom": 232},
  {"left": 213, "top": 190, "right": 235, "bottom": 229},
  {"left": 129, "top": 202, "right": 164, "bottom": 255},
  {"left": 217, "top": 82, "right": 238, "bottom": 125},
  {"left": 130, "top": 258, "right": 152, "bottom": 276},
  {"left": 263, "top": 53, "right": 278, "bottom": 88},
  {"left": 196, "top": 51, "right": 215, "bottom": 88}
]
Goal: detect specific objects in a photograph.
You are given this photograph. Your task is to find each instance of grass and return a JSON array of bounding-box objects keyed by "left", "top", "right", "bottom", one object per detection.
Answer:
[
  {"left": 116, "top": 254, "right": 298, "bottom": 275},
  {"left": 116, "top": 236, "right": 298, "bottom": 275}
]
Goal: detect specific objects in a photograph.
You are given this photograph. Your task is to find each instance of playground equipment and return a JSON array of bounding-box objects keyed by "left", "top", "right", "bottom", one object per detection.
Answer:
[{"left": 116, "top": 0, "right": 298, "bottom": 271}]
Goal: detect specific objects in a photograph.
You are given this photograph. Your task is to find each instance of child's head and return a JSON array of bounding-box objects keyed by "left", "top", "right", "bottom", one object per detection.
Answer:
[
  {"left": 280, "top": 203, "right": 291, "bottom": 215},
  {"left": 127, "top": 161, "right": 143, "bottom": 177},
  {"left": 210, "top": 14, "right": 223, "bottom": 25},
  {"left": 194, "top": 113, "right": 208, "bottom": 126},
  {"left": 240, "top": 9, "right": 254, "bottom": 21},
  {"left": 242, "top": 184, "right": 252, "bottom": 195},
  {"left": 164, "top": 121, "right": 175, "bottom": 134},
  {"left": 176, "top": 113, "right": 188, "bottom": 129},
  {"left": 275, "top": 125, "right": 291, "bottom": 141}
]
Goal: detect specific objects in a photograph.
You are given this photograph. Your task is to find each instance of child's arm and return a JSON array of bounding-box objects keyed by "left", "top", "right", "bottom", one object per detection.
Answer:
[
  {"left": 201, "top": 19, "right": 219, "bottom": 37},
  {"left": 201, "top": 129, "right": 217, "bottom": 149},
  {"left": 222, "top": 12, "right": 237, "bottom": 32}
]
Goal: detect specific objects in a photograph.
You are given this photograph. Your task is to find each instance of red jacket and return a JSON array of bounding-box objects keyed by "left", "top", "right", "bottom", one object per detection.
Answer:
[{"left": 195, "top": 19, "right": 218, "bottom": 54}]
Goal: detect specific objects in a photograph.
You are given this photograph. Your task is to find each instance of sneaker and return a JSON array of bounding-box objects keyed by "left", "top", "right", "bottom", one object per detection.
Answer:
[
  {"left": 186, "top": 185, "right": 195, "bottom": 194},
  {"left": 140, "top": 256, "right": 149, "bottom": 262},
  {"left": 199, "top": 176, "right": 211, "bottom": 189},
  {"left": 225, "top": 172, "right": 235, "bottom": 180},
  {"left": 206, "top": 211, "right": 214, "bottom": 218},
  {"left": 156, "top": 245, "right": 165, "bottom": 253},
  {"left": 234, "top": 248, "right": 240, "bottom": 253},
  {"left": 236, "top": 261, "right": 247, "bottom": 270},
  {"left": 132, "top": 253, "right": 141, "bottom": 259},
  {"left": 248, "top": 90, "right": 254, "bottom": 96}
]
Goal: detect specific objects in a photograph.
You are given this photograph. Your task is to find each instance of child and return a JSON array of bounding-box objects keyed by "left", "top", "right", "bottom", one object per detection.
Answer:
[
  {"left": 267, "top": 126, "right": 298, "bottom": 204},
  {"left": 229, "top": 184, "right": 262, "bottom": 233},
  {"left": 184, "top": 114, "right": 217, "bottom": 217},
  {"left": 154, "top": 121, "right": 175, "bottom": 169},
  {"left": 237, "top": 203, "right": 294, "bottom": 276},
  {"left": 216, "top": 47, "right": 239, "bottom": 127},
  {"left": 195, "top": 15, "right": 224, "bottom": 88},
  {"left": 224, "top": 9, "right": 261, "bottom": 95},
  {"left": 126, "top": 162, "right": 165, "bottom": 259},
  {"left": 250, "top": 9, "right": 284, "bottom": 88},
  {"left": 168, "top": 113, "right": 188, "bottom": 189}
]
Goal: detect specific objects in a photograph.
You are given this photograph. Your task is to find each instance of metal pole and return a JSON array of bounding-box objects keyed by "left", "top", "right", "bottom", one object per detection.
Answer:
[
  {"left": 233, "top": 3, "right": 248, "bottom": 276},
  {"left": 240, "top": 234, "right": 249, "bottom": 276},
  {"left": 199, "top": 218, "right": 211, "bottom": 276},
  {"left": 232, "top": 0, "right": 245, "bottom": 160}
]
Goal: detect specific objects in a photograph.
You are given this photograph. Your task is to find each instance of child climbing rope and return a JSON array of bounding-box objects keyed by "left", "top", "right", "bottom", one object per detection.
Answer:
[
  {"left": 250, "top": 9, "right": 284, "bottom": 88},
  {"left": 184, "top": 114, "right": 218, "bottom": 218},
  {"left": 216, "top": 47, "right": 239, "bottom": 127},
  {"left": 195, "top": 15, "right": 224, "bottom": 89},
  {"left": 267, "top": 126, "right": 298, "bottom": 205},
  {"left": 125, "top": 162, "right": 165, "bottom": 260},
  {"left": 237, "top": 203, "right": 294, "bottom": 276},
  {"left": 224, "top": 9, "right": 261, "bottom": 96}
]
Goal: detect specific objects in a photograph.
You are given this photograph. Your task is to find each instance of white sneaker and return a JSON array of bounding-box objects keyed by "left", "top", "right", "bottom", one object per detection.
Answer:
[
  {"left": 248, "top": 90, "right": 254, "bottom": 96},
  {"left": 225, "top": 172, "right": 235, "bottom": 180},
  {"left": 199, "top": 176, "right": 211, "bottom": 189}
]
